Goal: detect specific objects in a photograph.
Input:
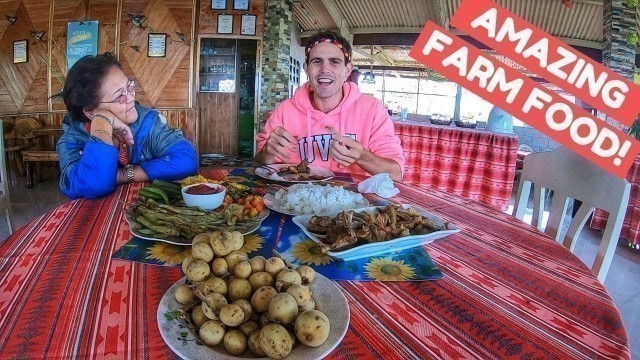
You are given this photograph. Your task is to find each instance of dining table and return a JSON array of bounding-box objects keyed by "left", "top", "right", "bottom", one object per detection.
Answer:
[{"left": 0, "top": 168, "right": 630, "bottom": 359}]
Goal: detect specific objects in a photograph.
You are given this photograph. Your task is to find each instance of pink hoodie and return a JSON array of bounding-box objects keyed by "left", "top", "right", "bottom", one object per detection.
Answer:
[{"left": 257, "top": 82, "right": 405, "bottom": 177}]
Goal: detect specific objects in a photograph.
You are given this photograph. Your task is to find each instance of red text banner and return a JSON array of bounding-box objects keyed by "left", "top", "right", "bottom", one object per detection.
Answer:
[
  {"left": 451, "top": 0, "right": 640, "bottom": 126},
  {"left": 408, "top": 22, "right": 640, "bottom": 178}
]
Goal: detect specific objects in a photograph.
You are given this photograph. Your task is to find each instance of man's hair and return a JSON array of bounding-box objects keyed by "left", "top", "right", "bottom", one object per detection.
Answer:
[
  {"left": 63, "top": 52, "right": 121, "bottom": 122},
  {"left": 304, "top": 30, "right": 352, "bottom": 65}
]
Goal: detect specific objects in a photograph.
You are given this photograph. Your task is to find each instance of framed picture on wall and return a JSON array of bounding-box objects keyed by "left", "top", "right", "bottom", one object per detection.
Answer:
[
  {"left": 240, "top": 14, "right": 256, "bottom": 36},
  {"left": 217, "top": 14, "right": 233, "bottom": 34},
  {"left": 233, "top": 0, "right": 249, "bottom": 11},
  {"left": 13, "top": 40, "right": 28, "bottom": 63},
  {"left": 148, "top": 33, "right": 167, "bottom": 57},
  {"left": 66, "top": 21, "right": 99, "bottom": 70},
  {"left": 211, "top": 0, "right": 226, "bottom": 10}
]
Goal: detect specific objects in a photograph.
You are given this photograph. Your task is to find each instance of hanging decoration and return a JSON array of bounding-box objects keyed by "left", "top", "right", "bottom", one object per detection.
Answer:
[
  {"left": 31, "top": 29, "right": 46, "bottom": 42},
  {"left": 128, "top": 13, "right": 147, "bottom": 29},
  {"left": 5, "top": 15, "right": 16, "bottom": 25}
]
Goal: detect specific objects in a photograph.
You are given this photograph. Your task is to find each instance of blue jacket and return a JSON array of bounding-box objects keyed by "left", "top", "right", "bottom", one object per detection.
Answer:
[{"left": 57, "top": 104, "right": 197, "bottom": 199}]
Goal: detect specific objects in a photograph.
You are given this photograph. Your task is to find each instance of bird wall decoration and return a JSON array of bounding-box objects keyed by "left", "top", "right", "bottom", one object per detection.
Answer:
[
  {"left": 175, "top": 31, "right": 187, "bottom": 43},
  {"left": 128, "top": 13, "right": 147, "bottom": 29},
  {"left": 5, "top": 15, "right": 16, "bottom": 25},
  {"left": 130, "top": 45, "right": 141, "bottom": 53},
  {"left": 31, "top": 30, "right": 46, "bottom": 42}
]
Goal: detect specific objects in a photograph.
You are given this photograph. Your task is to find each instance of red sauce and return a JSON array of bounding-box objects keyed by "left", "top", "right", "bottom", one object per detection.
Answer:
[{"left": 186, "top": 184, "right": 223, "bottom": 195}]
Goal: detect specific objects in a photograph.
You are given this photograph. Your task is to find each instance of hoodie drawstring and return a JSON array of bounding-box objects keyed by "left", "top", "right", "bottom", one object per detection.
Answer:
[{"left": 306, "top": 108, "right": 312, "bottom": 161}]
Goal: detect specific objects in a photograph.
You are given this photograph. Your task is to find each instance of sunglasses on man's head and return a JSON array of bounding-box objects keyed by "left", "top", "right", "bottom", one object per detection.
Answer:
[{"left": 101, "top": 80, "right": 136, "bottom": 104}]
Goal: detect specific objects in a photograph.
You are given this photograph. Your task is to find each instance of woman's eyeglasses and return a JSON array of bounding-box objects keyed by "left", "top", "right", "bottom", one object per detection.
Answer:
[{"left": 101, "top": 80, "right": 135, "bottom": 104}]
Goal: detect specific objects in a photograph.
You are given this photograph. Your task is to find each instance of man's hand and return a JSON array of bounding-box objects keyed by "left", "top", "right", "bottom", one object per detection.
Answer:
[
  {"left": 327, "top": 126, "right": 364, "bottom": 167},
  {"left": 259, "top": 126, "right": 298, "bottom": 162}
]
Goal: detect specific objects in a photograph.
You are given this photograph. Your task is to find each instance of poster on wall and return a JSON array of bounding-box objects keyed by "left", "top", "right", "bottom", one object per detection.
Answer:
[
  {"left": 66, "top": 21, "right": 99, "bottom": 70},
  {"left": 148, "top": 33, "right": 167, "bottom": 57},
  {"left": 217, "top": 14, "right": 234, "bottom": 34},
  {"left": 13, "top": 40, "right": 28, "bottom": 63},
  {"left": 240, "top": 14, "right": 256, "bottom": 36}
]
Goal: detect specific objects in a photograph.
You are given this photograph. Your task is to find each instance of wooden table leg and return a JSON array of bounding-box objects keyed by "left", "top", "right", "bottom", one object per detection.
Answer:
[{"left": 25, "top": 162, "right": 33, "bottom": 188}]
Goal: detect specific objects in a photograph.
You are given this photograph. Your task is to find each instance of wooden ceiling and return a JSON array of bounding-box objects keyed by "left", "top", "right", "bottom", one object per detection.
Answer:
[{"left": 292, "top": 0, "right": 629, "bottom": 69}]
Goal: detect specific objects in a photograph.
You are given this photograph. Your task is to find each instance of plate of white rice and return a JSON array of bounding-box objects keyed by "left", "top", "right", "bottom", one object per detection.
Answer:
[{"left": 264, "top": 183, "right": 369, "bottom": 216}]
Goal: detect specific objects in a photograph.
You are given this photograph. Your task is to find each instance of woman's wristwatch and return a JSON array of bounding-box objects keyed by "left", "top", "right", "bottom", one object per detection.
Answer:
[{"left": 125, "top": 165, "right": 135, "bottom": 183}]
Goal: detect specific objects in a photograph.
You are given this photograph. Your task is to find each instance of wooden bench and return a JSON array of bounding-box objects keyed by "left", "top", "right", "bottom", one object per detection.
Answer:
[{"left": 21, "top": 127, "right": 62, "bottom": 188}]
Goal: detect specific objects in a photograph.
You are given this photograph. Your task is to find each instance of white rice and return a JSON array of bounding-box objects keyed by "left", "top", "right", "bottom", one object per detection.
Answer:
[{"left": 274, "top": 184, "right": 367, "bottom": 215}]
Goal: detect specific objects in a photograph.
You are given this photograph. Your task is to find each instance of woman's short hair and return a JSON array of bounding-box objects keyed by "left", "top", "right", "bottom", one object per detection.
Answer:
[{"left": 63, "top": 52, "right": 121, "bottom": 122}]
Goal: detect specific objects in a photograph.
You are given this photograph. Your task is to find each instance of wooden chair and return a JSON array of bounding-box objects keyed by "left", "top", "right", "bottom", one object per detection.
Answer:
[
  {"left": 21, "top": 127, "right": 63, "bottom": 188},
  {"left": 513, "top": 147, "right": 630, "bottom": 282},
  {"left": 0, "top": 120, "right": 14, "bottom": 234}
]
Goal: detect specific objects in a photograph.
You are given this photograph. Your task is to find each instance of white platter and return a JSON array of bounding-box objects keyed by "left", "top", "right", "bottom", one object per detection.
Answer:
[
  {"left": 255, "top": 164, "right": 334, "bottom": 183},
  {"left": 157, "top": 274, "right": 350, "bottom": 359},
  {"left": 263, "top": 193, "right": 369, "bottom": 216},
  {"left": 292, "top": 205, "right": 460, "bottom": 261}
]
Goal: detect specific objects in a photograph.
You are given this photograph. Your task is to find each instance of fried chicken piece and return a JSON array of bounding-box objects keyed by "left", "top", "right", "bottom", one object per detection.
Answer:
[{"left": 308, "top": 216, "right": 333, "bottom": 234}]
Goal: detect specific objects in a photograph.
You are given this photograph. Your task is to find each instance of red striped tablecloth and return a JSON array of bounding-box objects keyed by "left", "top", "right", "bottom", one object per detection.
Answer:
[
  {"left": 591, "top": 155, "right": 640, "bottom": 249},
  {"left": 0, "top": 171, "right": 629, "bottom": 359},
  {"left": 395, "top": 121, "right": 518, "bottom": 210}
]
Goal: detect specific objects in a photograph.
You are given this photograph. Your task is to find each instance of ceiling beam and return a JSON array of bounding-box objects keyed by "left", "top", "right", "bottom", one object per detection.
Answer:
[
  {"left": 320, "top": 0, "right": 353, "bottom": 44},
  {"left": 353, "top": 46, "right": 393, "bottom": 66},
  {"left": 350, "top": 27, "right": 424, "bottom": 34}
]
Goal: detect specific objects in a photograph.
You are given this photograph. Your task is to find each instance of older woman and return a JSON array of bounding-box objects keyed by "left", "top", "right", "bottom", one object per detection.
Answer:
[{"left": 57, "top": 52, "right": 197, "bottom": 199}]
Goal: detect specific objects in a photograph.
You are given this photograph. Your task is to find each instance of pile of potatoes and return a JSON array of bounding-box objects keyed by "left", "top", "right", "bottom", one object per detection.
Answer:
[{"left": 176, "top": 229, "right": 331, "bottom": 359}]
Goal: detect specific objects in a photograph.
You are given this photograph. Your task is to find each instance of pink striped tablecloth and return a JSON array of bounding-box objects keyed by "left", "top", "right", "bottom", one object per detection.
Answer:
[
  {"left": 591, "top": 155, "right": 640, "bottom": 249},
  {"left": 0, "top": 170, "right": 629, "bottom": 359},
  {"left": 395, "top": 121, "right": 518, "bottom": 210}
]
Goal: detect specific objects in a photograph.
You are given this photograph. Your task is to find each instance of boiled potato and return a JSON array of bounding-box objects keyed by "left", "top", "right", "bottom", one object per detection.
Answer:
[
  {"left": 228, "top": 278, "right": 252, "bottom": 301},
  {"left": 234, "top": 260, "right": 252, "bottom": 279},
  {"left": 225, "top": 250, "right": 248, "bottom": 270},
  {"left": 174, "top": 284, "right": 195, "bottom": 304},
  {"left": 229, "top": 231, "right": 244, "bottom": 251},
  {"left": 219, "top": 304, "right": 245, "bottom": 327},
  {"left": 267, "top": 293, "right": 298, "bottom": 325},
  {"left": 264, "top": 257, "right": 286, "bottom": 276},
  {"left": 248, "top": 256, "right": 266, "bottom": 273},
  {"left": 223, "top": 329, "right": 247, "bottom": 356},
  {"left": 238, "top": 320, "right": 259, "bottom": 337},
  {"left": 198, "top": 277, "right": 227, "bottom": 296},
  {"left": 186, "top": 259, "right": 210, "bottom": 282},
  {"left": 249, "top": 271, "right": 274, "bottom": 291},
  {"left": 181, "top": 255, "right": 194, "bottom": 274},
  {"left": 191, "top": 305, "right": 208, "bottom": 328},
  {"left": 286, "top": 284, "right": 312, "bottom": 306},
  {"left": 259, "top": 324, "right": 293, "bottom": 359},
  {"left": 210, "top": 229, "right": 234, "bottom": 256},
  {"left": 300, "top": 297, "right": 316, "bottom": 312},
  {"left": 233, "top": 299, "right": 253, "bottom": 322},
  {"left": 251, "top": 286, "right": 277, "bottom": 313},
  {"left": 295, "top": 310, "right": 330, "bottom": 347},
  {"left": 201, "top": 292, "right": 228, "bottom": 320},
  {"left": 275, "top": 269, "right": 302, "bottom": 291},
  {"left": 248, "top": 330, "right": 266, "bottom": 357},
  {"left": 192, "top": 232, "right": 211, "bottom": 245},
  {"left": 192, "top": 242, "right": 214, "bottom": 262},
  {"left": 211, "top": 258, "right": 228, "bottom": 277},
  {"left": 296, "top": 265, "right": 316, "bottom": 285},
  {"left": 199, "top": 320, "right": 226, "bottom": 346}
]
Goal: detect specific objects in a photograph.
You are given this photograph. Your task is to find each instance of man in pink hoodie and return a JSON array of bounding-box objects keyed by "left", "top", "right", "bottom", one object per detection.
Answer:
[{"left": 255, "top": 30, "right": 405, "bottom": 181}]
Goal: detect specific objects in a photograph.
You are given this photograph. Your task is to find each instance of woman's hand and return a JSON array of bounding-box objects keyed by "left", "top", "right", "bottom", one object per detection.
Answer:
[{"left": 94, "top": 109, "right": 134, "bottom": 146}]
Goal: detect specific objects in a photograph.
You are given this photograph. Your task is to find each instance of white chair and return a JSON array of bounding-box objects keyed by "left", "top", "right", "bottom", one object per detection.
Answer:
[
  {"left": 513, "top": 147, "right": 630, "bottom": 282},
  {"left": 0, "top": 120, "right": 13, "bottom": 234}
]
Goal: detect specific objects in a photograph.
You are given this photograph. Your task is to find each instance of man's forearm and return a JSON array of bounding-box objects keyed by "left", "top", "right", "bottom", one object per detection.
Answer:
[{"left": 356, "top": 150, "right": 403, "bottom": 181}]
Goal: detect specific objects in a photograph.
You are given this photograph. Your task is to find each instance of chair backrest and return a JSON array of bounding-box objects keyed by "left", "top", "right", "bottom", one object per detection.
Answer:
[{"left": 513, "top": 146, "right": 630, "bottom": 282}]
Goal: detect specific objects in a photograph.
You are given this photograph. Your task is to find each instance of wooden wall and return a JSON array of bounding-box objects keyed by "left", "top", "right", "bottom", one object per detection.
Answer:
[{"left": 0, "top": 0, "right": 266, "bottom": 154}]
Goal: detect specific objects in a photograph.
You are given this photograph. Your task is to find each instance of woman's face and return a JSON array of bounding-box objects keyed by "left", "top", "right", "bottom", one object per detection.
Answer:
[{"left": 97, "top": 66, "right": 138, "bottom": 124}]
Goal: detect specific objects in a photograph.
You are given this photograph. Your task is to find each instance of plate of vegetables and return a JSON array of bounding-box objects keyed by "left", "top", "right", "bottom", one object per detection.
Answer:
[{"left": 126, "top": 180, "right": 269, "bottom": 245}]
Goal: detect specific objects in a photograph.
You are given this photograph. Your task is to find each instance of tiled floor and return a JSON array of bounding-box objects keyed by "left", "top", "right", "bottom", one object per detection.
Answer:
[{"left": 1, "top": 172, "right": 639, "bottom": 358}]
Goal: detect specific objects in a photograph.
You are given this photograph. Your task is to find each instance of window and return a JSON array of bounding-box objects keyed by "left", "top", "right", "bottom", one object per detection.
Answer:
[
  {"left": 289, "top": 56, "right": 301, "bottom": 97},
  {"left": 359, "top": 70, "right": 457, "bottom": 116}
]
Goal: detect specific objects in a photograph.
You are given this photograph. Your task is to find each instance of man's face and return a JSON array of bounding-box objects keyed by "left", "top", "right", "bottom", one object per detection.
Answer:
[{"left": 304, "top": 42, "right": 353, "bottom": 103}]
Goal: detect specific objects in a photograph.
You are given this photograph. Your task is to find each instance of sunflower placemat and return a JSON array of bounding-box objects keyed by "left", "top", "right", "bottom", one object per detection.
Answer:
[
  {"left": 113, "top": 211, "right": 443, "bottom": 280},
  {"left": 112, "top": 168, "right": 444, "bottom": 280}
]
